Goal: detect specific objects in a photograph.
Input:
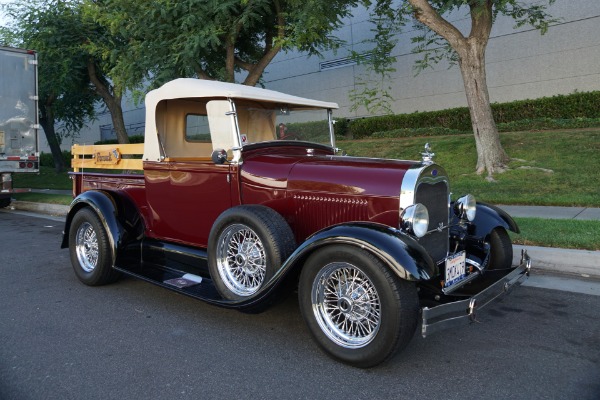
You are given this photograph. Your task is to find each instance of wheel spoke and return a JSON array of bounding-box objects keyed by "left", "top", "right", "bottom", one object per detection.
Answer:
[
  {"left": 216, "top": 223, "right": 267, "bottom": 297},
  {"left": 312, "top": 262, "right": 381, "bottom": 349}
]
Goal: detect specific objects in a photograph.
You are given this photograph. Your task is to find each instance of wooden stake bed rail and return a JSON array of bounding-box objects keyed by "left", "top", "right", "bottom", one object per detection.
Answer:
[{"left": 71, "top": 143, "right": 145, "bottom": 172}]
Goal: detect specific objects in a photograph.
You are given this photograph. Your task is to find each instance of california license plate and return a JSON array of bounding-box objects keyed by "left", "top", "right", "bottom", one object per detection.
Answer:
[{"left": 445, "top": 251, "right": 466, "bottom": 287}]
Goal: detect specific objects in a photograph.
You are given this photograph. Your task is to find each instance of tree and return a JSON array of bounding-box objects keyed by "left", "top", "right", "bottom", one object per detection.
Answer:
[
  {"left": 88, "top": 0, "right": 359, "bottom": 89},
  {"left": 368, "top": 0, "right": 557, "bottom": 177},
  {"left": 1, "top": 0, "right": 98, "bottom": 172}
]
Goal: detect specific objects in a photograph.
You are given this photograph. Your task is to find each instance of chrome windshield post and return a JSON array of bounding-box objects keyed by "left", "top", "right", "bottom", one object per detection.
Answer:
[{"left": 328, "top": 109, "right": 336, "bottom": 149}]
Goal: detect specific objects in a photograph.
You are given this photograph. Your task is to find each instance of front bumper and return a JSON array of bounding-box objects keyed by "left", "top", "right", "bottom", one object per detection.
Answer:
[{"left": 421, "top": 250, "right": 532, "bottom": 337}]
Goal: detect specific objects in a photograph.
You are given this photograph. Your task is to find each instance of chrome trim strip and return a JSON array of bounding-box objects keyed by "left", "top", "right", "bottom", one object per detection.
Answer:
[{"left": 421, "top": 251, "right": 531, "bottom": 337}]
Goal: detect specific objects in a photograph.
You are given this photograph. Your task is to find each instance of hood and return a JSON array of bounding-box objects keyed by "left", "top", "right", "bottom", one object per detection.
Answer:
[{"left": 287, "top": 156, "right": 418, "bottom": 198}]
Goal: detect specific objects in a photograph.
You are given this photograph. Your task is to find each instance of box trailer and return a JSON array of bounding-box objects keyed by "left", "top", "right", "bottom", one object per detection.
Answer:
[{"left": 0, "top": 45, "right": 40, "bottom": 208}]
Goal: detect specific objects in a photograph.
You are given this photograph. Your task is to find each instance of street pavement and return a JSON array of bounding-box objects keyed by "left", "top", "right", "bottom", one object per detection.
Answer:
[{"left": 6, "top": 197, "right": 600, "bottom": 279}]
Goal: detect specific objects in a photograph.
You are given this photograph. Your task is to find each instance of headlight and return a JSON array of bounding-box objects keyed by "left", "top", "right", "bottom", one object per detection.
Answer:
[
  {"left": 401, "top": 203, "right": 429, "bottom": 238},
  {"left": 454, "top": 194, "right": 476, "bottom": 221}
]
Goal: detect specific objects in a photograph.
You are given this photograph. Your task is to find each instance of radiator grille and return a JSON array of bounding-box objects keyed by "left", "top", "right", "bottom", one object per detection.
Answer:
[{"left": 415, "top": 181, "right": 449, "bottom": 263}]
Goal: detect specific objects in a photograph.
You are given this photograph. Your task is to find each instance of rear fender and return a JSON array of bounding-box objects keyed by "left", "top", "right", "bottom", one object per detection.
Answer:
[
  {"left": 285, "top": 222, "right": 437, "bottom": 282},
  {"left": 61, "top": 191, "right": 138, "bottom": 265}
]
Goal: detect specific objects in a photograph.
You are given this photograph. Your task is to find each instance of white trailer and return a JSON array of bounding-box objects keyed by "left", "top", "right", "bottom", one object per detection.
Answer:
[{"left": 0, "top": 46, "right": 40, "bottom": 207}]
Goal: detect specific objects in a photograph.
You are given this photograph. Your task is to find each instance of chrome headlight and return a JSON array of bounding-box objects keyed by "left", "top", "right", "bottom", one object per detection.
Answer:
[
  {"left": 401, "top": 203, "right": 429, "bottom": 238},
  {"left": 454, "top": 194, "right": 476, "bottom": 221}
]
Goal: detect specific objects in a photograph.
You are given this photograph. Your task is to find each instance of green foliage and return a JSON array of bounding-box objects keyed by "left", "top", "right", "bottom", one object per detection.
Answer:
[
  {"left": 371, "top": 127, "right": 465, "bottom": 138},
  {"left": 12, "top": 166, "right": 72, "bottom": 190},
  {"left": 40, "top": 151, "right": 72, "bottom": 168},
  {"left": 94, "top": 135, "right": 145, "bottom": 145},
  {"left": 511, "top": 218, "right": 600, "bottom": 251},
  {"left": 1, "top": 0, "right": 99, "bottom": 140},
  {"left": 89, "top": 0, "right": 359, "bottom": 89},
  {"left": 339, "top": 129, "right": 600, "bottom": 207},
  {"left": 344, "top": 91, "right": 600, "bottom": 138}
]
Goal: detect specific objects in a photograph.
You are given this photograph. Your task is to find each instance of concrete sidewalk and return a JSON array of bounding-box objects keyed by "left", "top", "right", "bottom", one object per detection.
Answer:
[
  {"left": 497, "top": 205, "right": 600, "bottom": 221},
  {"left": 7, "top": 199, "right": 600, "bottom": 279}
]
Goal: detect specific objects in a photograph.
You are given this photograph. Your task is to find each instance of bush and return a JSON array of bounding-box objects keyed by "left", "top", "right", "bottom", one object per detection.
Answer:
[
  {"left": 40, "top": 151, "right": 72, "bottom": 168},
  {"left": 94, "top": 135, "right": 145, "bottom": 145},
  {"left": 371, "top": 127, "right": 466, "bottom": 138},
  {"left": 346, "top": 91, "right": 600, "bottom": 138}
]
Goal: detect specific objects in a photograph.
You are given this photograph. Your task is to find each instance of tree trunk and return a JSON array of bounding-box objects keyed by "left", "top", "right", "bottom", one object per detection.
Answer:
[
  {"left": 87, "top": 60, "right": 129, "bottom": 144},
  {"left": 457, "top": 41, "right": 509, "bottom": 176},
  {"left": 103, "top": 94, "right": 129, "bottom": 144},
  {"left": 39, "top": 103, "right": 66, "bottom": 173}
]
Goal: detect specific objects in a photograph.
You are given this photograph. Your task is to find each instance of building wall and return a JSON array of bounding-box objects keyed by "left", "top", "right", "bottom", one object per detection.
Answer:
[
  {"left": 45, "top": 0, "right": 600, "bottom": 152},
  {"left": 262, "top": 0, "right": 600, "bottom": 117}
]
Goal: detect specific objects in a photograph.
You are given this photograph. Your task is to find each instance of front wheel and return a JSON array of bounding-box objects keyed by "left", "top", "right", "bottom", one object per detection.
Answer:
[
  {"left": 69, "top": 208, "right": 121, "bottom": 286},
  {"left": 487, "top": 227, "right": 513, "bottom": 270},
  {"left": 208, "top": 205, "right": 296, "bottom": 301},
  {"left": 299, "top": 245, "right": 419, "bottom": 368}
]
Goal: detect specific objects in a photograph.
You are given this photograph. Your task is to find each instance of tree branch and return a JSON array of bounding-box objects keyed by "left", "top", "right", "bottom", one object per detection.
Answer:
[
  {"left": 242, "top": 0, "right": 284, "bottom": 86},
  {"left": 468, "top": 0, "right": 493, "bottom": 44},
  {"left": 407, "top": 0, "right": 466, "bottom": 50}
]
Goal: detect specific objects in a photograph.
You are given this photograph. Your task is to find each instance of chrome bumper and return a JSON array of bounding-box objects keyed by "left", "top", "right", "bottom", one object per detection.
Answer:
[{"left": 421, "top": 250, "right": 532, "bottom": 337}]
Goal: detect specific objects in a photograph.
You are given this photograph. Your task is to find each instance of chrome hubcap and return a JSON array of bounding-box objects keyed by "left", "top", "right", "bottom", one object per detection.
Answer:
[
  {"left": 312, "top": 262, "right": 381, "bottom": 348},
  {"left": 75, "top": 222, "right": 98, "bottom": 272},
  {"left": 216, "top": 224, "right": 266, "bottom": 296}
]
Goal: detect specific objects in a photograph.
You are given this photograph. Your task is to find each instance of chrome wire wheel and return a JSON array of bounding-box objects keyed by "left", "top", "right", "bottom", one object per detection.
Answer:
[
  {"left": 311, "top": 262, "right": 381, "bottom": 349},
  {"left": 75, "top": 221, "right": 99, "bottom": 273},
  {"left": 216, "top": 223, "right": 267, "bottom": 297}
]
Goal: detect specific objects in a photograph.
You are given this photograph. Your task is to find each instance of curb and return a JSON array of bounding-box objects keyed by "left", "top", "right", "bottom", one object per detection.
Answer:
[
  {"left": 10, "top": 201, "right": 69, "bottom": 217},
  {"left": 513, "top": 245, "right": 600, "bottom": 279},
  {"left": 8, "top": 201, "right": 600, "bottom": 279}
]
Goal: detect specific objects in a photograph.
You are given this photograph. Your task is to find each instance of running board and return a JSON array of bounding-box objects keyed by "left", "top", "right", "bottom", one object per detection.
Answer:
[{"left": 114, "top": 262, "right": 225, "bottom": 304}]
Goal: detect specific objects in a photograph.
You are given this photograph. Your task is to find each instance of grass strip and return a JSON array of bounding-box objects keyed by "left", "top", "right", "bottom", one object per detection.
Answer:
[
  {"left": 13, "top": 192, "right": 72, "bottom": 205},
  {"left": 340, "top": 129, "right": 600, "bottom": 206},
  {"left": 511, "top": 217, "right": 600, "bottom": 251}
]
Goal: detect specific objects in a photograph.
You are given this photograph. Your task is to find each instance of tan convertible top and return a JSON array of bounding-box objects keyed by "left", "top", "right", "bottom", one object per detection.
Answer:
[{"left": 143, "top": 79, "right": 338, "bottom": 161}]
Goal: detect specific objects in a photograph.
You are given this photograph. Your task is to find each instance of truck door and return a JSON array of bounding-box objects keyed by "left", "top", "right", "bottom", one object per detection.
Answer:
[{"left": 144, "top": 99, "right": 240, "bottom": 248}]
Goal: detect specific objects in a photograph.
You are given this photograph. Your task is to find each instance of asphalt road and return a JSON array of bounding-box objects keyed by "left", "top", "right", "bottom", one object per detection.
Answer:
[{"left": 1, "top": 210, "right": 599, "bottom": 400}]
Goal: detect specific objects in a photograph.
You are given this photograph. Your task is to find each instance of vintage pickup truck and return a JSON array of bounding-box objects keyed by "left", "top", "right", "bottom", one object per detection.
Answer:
[{"left": 62, "top": 79, "right": 530, "bottom": 367}]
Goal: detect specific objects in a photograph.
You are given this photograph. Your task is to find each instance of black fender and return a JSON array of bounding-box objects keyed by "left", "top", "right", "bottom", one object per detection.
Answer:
[
  {"left": 61, "top": 190, "right": 143, "bottom": 265},
  {"left": 284, "top": 222, "right": 437, "bottom": 282},
  {"left": 471, "top": 202, "right": 520, "bottom": 238},
  {"left": 223, "top": 222, "right": 437, "bottom": 311}
]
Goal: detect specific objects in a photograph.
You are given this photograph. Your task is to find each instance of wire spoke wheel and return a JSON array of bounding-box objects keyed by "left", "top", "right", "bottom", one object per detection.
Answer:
[
  {"left": 75, "top": 221, "right": 99, "bottom": 272},
  {"left": 68, "top": 207, "right": 120, "bottom": 286},
  {"left": 217, "top": 223, "right": 267, "bottom": 296},
  {"left": 299, "top": 245, "right": 418, "bottom": 367},
  {"left": 312, "top": 262, "right": 381, "bottom": 348}
]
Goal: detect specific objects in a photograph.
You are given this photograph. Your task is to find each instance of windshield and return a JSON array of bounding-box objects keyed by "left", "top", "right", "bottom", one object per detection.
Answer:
[{"left": 234, "top": 103, "right": 333, "bottom": 147}]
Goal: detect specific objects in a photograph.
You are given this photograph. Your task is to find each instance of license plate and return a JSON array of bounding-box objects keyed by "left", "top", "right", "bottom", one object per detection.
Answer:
[{"left": 445, "top": 251, "right": 466, "bottom": 287}]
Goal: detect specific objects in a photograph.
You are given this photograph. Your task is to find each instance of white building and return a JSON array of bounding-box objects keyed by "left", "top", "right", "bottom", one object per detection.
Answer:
[{"left": 48, "top": 0, "right": 600, "bottom": 151}]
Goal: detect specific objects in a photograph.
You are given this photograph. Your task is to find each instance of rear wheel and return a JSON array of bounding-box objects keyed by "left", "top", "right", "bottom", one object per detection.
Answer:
[
  {"left": 299, "top": 245, "right": 419, "bottom": 368},
  {"left": 0, "top": 197, "right": 10, "bottom": 208},
  {"left": 69, "top": 208, "right": 120, "bottom": 285}
]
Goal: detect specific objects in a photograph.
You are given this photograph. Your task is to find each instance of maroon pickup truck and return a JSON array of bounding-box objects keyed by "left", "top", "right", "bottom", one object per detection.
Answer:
[{"left": 62, "top": 79, "right": 530, "bottom": 367}]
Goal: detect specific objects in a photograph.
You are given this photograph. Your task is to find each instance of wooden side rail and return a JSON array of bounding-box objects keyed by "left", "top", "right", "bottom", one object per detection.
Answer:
[{"left": 71, "top": 143, "right": 145, "bottom": 172}]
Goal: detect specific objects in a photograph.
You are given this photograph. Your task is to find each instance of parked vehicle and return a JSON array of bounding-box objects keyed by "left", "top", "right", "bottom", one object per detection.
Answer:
[
  {"left": 0, "top": 46, "right": 40, "bottom": 208},
  {"left": 62, "top": 79, "right": 530, "bottom": 367}
]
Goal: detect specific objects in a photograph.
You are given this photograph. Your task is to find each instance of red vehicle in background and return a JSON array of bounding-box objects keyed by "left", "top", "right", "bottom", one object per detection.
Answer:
[{"left": 62, "top": 79, "right": 530, "bottom": 367}]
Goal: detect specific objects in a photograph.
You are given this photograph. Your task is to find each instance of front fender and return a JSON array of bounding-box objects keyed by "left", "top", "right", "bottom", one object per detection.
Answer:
[
  {"left": 285, "top": 222, "right": 437, "bottom": 281},
  {"left": 61, "top": 191, "right": 125, "bottom": 266},
  {"left": 471, "top": 202, "right": 520, "bottom": 237}
]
